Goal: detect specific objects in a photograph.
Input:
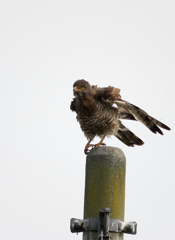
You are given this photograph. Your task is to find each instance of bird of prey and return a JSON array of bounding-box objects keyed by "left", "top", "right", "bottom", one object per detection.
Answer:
[{"left": 70, "top": 79, "right": 170, "bottom": 154}]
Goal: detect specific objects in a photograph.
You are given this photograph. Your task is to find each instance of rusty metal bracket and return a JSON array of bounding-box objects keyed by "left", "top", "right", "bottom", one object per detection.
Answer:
[{"left": 70, "top": 208, "right": 137, "bottom": 236}]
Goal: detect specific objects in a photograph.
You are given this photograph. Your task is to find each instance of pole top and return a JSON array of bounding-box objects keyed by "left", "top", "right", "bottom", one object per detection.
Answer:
[{"left": 87, "top": 146, "right": 126, "bottom": 165}]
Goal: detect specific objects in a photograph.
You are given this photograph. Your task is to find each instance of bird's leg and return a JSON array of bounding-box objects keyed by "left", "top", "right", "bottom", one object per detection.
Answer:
[
  {"left": 94, "top": 135, "right": 106, "bottom": 149},
  {"left": 84, "top": 137, "right": 94, "bottom": 155}
]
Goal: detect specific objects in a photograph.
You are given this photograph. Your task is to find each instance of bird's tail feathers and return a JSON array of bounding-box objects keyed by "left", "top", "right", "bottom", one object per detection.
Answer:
[{"left": 115, "top": 123, "right": 144, "bottom": 147}]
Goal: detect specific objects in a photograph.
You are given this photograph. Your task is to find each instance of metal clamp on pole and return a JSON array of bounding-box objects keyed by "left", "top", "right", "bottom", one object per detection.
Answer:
[
  {"left": 70, "top": 208, "right": 137, "bottom": 237},
  {"left": 98, "top": 208, "right": 111, "bottom": 239}
]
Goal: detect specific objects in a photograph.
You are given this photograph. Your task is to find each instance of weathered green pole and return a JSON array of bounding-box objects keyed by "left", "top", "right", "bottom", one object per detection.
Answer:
[{"left": 83, "top": 146, "right": 126, "bottom": 240}]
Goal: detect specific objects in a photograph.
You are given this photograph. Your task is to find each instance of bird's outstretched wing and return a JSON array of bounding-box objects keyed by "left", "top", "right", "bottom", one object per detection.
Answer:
[
  {"left": 93, "top": 85, "right": 170, "bottom": 134},
  {"left": 114, "top": 99, "right": 171, "bottom": 135}
]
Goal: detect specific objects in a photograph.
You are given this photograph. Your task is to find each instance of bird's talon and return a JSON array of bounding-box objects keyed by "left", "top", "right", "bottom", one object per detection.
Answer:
[
  {"left": 84, "top": 148, "right": 90, "bottom": 154},
  {"left": 101, "top": 143, "right": 106, "bottom": 146},
  {"left": 94, "top": 142, "right": 106, "bottom": 149},
  {"left": 84, "top": 149, "right": 89, "bottom": 155},
  {"left": 84, "top": 144, "right": 94, "bottom": 154}
]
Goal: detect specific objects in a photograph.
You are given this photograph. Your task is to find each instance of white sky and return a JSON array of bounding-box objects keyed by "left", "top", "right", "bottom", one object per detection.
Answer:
[{"left": 0, "top": 1, "right": 174, "bottom": 240}]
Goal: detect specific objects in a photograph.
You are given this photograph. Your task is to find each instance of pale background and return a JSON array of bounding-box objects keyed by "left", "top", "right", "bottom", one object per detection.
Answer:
[{"left": 0, "top": 1, "right": 174, "bottom": 240}]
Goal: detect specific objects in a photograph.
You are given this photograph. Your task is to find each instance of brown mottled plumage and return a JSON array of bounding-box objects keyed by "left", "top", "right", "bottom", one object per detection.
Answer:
[{"left": 70, "top": 79, "right": 171, "bottom": 154}]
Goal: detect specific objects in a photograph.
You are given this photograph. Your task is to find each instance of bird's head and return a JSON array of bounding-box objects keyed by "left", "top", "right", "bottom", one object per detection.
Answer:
[{"left": 73, "top": 79, "right": 92, "bottom": 97}]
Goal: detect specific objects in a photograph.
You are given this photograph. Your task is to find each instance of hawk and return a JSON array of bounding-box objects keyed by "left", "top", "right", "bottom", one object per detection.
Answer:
[{"left": 70, "top": 79, "right": 170, "bottom": 154}]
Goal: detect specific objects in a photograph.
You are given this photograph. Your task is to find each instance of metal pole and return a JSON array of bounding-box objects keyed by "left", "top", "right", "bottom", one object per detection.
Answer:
[{"left": 83, "top": 146, "right": 126, "bottom": 240}]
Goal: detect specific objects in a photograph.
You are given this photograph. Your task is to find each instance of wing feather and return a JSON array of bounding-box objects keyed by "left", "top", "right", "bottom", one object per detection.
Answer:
[
  {"left": 114, "top": 99, "right": 171, "bottom": 134},
  {"left": 94, "top": 86, "right": 121, "bottom": 103}
]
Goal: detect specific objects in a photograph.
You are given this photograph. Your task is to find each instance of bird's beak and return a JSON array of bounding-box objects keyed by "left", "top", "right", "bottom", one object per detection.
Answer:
[{"left": 73, "top": 86, "right": 82, "bottom": 92}]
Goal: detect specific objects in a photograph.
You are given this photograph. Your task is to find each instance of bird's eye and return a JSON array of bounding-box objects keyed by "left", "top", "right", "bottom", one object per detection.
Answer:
[{"left": 81, "top": 86, "right": 85, "bottom": 90}]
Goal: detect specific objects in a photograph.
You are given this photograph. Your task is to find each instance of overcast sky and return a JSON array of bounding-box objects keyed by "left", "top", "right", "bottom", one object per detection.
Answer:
[{"left": 0, "top": 1, "right": 174, "bottom": 240}]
